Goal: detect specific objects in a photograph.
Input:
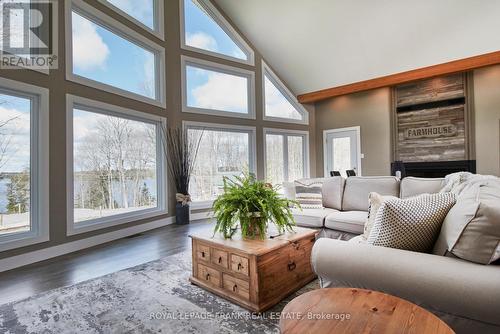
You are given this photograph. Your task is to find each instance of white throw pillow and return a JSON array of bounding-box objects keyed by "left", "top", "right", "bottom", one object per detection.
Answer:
[
  {"left": 367, "top": 193, "right": 456, "bottom": 252},
  {"left": 363, "top": 192, "right": 398, "bottom": 240}
]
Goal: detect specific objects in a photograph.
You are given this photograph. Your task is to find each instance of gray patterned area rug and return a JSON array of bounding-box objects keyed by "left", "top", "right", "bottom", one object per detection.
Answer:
[{"left": 0, "top": 251, "right": 318, "bottom": 334}]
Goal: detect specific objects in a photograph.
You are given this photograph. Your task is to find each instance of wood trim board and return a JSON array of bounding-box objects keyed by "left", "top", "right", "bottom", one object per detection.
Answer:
[{"left": 298, "top": 51, "right": 500, "bottom": 103}]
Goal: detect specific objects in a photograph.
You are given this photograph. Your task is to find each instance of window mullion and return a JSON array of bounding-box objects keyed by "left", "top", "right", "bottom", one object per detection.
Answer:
[{"left": 283, "top": 134, "right": 289, "bottom": 182}]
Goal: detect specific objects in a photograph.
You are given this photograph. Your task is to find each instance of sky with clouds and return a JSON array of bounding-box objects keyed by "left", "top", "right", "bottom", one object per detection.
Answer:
[
  {"left": 183, "top": 0, "right": 251, "bottom": 113},
  {"left": 72, "top": 11, "right": 155, "bottom": 99},
  {"left": 186, "top": 66, "right": 248, "bottom": 113},
  {"left": 107, "top": 0, "right": 155, "bottom": 29},
  {"left": 264, "top": 76, "right": 302, "bottom": 120},
  {"left": 0, "top": 0, "right": 302, "bottom": 173}
]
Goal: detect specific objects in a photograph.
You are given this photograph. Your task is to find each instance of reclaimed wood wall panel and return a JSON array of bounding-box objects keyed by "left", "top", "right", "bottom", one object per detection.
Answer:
[
  {"left": 396, "top": 74, "right": 464, "bottom": 107},
  {"left": 396, "top": 105, "right": 466, "bottom": 162},
  {"left": 394, "top": 74, "right": 470, "bottom": 162}
]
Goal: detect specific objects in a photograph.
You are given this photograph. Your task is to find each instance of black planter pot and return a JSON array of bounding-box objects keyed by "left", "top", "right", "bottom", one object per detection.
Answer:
[{"left": 175, "top": 202, "right": 190, "bottom": 225}]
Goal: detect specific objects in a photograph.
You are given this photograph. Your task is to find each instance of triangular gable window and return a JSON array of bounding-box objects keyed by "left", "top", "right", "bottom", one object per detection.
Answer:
[
  {"left": 182, "top": 0, "right": 254, "bottom": 64},
  {"left": 263, "top": 62, "right": 308, "bottom": 124}
]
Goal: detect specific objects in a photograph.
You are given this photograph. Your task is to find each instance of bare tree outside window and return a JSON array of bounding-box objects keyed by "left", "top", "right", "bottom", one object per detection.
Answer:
[
  {"left": 265, "top": 133, "right": 306, "bottom": 187},
  {"left": 73, "top": 109, "right": 158, "bottom": 223},
  {"left": 266, "top": 134, "right": 284, "bottom": 185},
  {"left": 287, "top": 136, "right": 304, "bottom": 182},
  {"left": 188, "top": 128, "right": 250, "bottom": 201},
  {"left": 0, "top": 93, "right": 31, "bottom": 235}
]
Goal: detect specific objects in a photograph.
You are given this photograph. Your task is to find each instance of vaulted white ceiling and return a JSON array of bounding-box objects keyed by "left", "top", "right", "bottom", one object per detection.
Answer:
[{"left": 215, "top": 0, "right": 500, "bottom": 96}]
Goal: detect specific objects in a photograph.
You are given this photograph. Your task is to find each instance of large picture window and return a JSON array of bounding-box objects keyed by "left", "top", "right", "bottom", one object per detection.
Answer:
[
  {"left": 181, "top": 0, "right": 254, "bottom": 65},
  {"left": 264, "top": 129, "right": 309, "bottom": 185},
  {"left": 185, "top": 122, "right": 256, "bottom": 205},
  {"left": 67, "top": 95, "right": 167, "bottom": 235},
  {"left": 182, "top": 56, "right": 255, "bottom": 119},
  {"left": 66, "top": 0, "right": 166, "bottom": 107},
  {"left": 0, "top": 78, "right": 49, "bottom": 252}
]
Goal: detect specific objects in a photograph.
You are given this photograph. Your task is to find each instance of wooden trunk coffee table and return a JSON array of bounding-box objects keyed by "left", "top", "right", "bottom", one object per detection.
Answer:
[
  {"left": 280, "top": 288, "right": 454, "bottom": 334},
  {"left": 189, "top": 227, "right": 318, "bottom": 312}
]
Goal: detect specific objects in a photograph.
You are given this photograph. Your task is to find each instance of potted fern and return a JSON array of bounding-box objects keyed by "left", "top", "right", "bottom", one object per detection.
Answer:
[{"left": 212, "top": 173, "right": 298, "bottom": 239}]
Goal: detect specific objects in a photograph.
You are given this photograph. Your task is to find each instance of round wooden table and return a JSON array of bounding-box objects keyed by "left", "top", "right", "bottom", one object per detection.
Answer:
[{"left": 279, "top": 288, "right": 454, "bottom": 334}]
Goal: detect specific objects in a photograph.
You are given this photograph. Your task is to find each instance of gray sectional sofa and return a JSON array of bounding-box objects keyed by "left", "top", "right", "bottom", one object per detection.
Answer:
[
  {"left": 285, "top": 175, "right": 444, "bottom": 238},
  {"left": 284, "top": 175, "right": 500, "bottom": 333}
]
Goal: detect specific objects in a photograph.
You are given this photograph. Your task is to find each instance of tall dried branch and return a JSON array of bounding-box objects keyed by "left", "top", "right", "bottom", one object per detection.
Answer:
[{"left": 161, "top": 126, "right": 203, "bottom": 195}]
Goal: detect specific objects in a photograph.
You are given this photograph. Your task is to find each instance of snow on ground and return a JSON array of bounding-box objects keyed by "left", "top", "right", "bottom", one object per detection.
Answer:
[
  {"left": 0, "top": 206, "right": 156, "bottom": 235},
  {"left": 74, "top": 206, "right": 156, "bottom": 222},
  {"left": 0, "top": 212, "right": 30, "bottom": 235}
]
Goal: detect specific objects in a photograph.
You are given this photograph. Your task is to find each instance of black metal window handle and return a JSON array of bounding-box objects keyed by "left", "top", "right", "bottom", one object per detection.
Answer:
[
  {"left": 237, "top": 263, "right": 242, "bottom": 270},
  {"left": 288, "top": 262, "right": 296, "bottom": 271},
  {"left": 233, "top": 284, "right": 238, "bottom": 292},
  {"left": 205, "top": 273, "right": 210, "bottom": 280}
]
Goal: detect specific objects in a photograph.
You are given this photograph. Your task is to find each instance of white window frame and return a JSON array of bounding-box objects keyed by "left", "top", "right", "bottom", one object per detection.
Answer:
[
  {"left": 179, "top": 0, "right": 255, "bottom": 66},
  {"left": 96, "top": 0, "right": 165, "bottom": 40},
  {"left": 65, "top": 0, "right": 166, "bottom": 108},
  {"left": 184, "top": 121, "right": 257, "bottom": 209},
  {"left": 262, "top": 62, "right": 309, "bottom": 125},
  {"left": 0, "top": 78, "right": 49, "bottom": 252},
  {"left": 66, "top": 94, "right": 168, "bottom": 236},
  {"left": 263, "top": 128, "right": 310, "bottom": 183},
  {"left": 181, "top": 55, "right": 256, "bottom": 119}
]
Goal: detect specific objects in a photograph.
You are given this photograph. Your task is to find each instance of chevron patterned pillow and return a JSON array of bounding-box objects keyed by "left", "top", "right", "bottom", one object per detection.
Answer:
[
  {"left": 367, "top": 193, "right": 456, "bottom": 252},
  {"left": 294, "top": 181, "right": 323, "bottom": 209}
]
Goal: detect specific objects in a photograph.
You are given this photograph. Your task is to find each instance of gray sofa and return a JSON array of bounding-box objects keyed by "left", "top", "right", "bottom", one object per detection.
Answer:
[
  {"left": 288, "top": 176, "right": 500, "bottom": 333},
  {"left": 285, "top": 176, "right": 444, "bottom": 239}
]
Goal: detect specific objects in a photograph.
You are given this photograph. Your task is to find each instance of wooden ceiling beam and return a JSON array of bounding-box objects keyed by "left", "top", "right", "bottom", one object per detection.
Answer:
[{"left": 297, "top": 51, "right": 500, "bottom": 103}]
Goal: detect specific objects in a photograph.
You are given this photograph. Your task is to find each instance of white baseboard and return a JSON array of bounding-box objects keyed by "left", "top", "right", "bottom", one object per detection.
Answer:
[{"left": 0, "top": 217, "right": 175, "bottom": 273}]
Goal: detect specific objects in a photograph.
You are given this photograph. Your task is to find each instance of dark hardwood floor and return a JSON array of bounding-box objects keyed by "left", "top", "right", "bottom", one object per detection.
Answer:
[{"left": 0, "top": 221, "right": 213, "bottom": 305}]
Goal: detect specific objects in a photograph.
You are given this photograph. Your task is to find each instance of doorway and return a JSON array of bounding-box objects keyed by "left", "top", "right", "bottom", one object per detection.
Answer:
[{"left": 323, "top": 126, "right": 361, "bottom": 177}]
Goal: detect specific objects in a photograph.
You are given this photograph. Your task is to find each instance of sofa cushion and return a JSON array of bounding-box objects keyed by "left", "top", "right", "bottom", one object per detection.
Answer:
[
  {"left": 324, "top": 211, "right": 367, "bottom": 234},
  {"left": 295, "top": 181, "right": 323, "bottom": 209},
  {"left": 321, "top": 176, "right": 345, "bottom": 210},
  {"left": 292, "top": 208, "right": 338, "bottom": 228},
  {"left": 342, "top": 176, "right": 400, "bottom": 211},
  {"left": 367, "top": 193, "right": 456, "bottom": 252},
  {"left": 433, "top": 180, "right": 500, "bottom": 264},
  {"left": 400, "top": 177, "right": 444, "bottom": 198}
]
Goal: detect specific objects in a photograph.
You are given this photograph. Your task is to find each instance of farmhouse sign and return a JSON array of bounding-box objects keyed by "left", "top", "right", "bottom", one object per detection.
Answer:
[
  {"left": 404, "top": 125, "right": 457, "bottom": 139},
  {"left": 394, "top": 73, "right": 470, "bottom": 162}
]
